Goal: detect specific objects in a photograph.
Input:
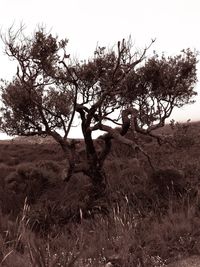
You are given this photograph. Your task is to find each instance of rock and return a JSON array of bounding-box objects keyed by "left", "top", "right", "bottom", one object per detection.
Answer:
[{"left": 104, "top": 254, "right": 123, "bottom": 267}]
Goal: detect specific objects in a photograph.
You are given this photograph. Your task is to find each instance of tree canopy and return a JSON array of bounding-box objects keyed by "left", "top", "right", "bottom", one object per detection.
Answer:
[{"left": 0, "top": 28, "right": 198, "bottom": 187}]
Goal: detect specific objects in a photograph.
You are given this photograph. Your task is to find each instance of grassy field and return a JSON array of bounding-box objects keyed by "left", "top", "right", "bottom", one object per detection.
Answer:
[{"left": 1, "top": 121, "right": 200, "bottom": 266}]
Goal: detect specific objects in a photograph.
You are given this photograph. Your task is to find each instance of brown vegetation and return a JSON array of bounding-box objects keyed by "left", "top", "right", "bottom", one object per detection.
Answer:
[{"left": 0, "top": 121, "right": 200, "bottom": 266}]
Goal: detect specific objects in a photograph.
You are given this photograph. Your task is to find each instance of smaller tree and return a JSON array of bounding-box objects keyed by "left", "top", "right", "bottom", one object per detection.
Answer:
[{"left": 0, "top": 27, "right": 198, "bottom": 200}]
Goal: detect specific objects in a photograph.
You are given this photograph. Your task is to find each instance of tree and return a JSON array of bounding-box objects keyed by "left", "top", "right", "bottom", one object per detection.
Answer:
[{"left": 0, "top": 27, "right": 198, "bottom": 199}]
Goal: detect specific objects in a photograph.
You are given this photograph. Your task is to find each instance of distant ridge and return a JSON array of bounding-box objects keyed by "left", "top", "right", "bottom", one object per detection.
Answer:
[
  {"left": 0, "top": 120, "right": 200, "bottom": 143},
  {"left": 0, "top": 135, "right": 84, "bottom": 144}
]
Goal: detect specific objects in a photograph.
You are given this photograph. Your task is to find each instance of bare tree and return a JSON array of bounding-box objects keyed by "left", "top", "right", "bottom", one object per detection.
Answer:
[{"left": 0, "top": 27, "right": 198, "bottom": 199}]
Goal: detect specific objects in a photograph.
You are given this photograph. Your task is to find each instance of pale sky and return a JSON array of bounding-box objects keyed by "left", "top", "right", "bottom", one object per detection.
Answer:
[{"left": 0, "top": 0, "right": 200, "bottom": 139}]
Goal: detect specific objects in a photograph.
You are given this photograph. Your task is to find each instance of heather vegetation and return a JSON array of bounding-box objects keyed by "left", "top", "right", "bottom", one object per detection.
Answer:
[{"left": 0, "top": 122, "right": 200, "bottom": 266}]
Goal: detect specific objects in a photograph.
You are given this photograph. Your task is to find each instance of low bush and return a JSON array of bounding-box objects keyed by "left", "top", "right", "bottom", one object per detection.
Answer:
[
  {"left": 170, "top": 120, "right": 196, "bottom": 149},
  {"left": 0, "top": 163, "right": 15, "bottom": 188},
  {"left": 4, "top": 162, "right": 59, "bottom": 209},
  {"left": 150, "top": 168, "right": 186, "bottom": 196}
]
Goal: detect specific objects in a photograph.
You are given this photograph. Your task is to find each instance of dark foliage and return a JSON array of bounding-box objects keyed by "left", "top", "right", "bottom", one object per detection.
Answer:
[{"left": 150, "top": 168, "right": 186, "bottom": 196}]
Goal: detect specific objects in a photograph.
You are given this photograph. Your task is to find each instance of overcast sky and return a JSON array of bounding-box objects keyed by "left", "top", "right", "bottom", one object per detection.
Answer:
[{"left": 0, "top": 0, "right": 200, "bottom": 139}]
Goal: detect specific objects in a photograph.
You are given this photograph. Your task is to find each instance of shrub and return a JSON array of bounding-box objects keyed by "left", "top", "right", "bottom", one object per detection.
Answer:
[
  {"left": 4, "top": 163, "right": 56, "bottom": 205},
  {"left": 170, "top": 119, "right": 195, "bottom": 149},
  {"left": 104, "top": 159, "right": 160, "bottom": 215},
  {"left": 25, "top": 172, "right": 93, "bottom": 233},
  {"left": 0, "top": 163, "right": 15, "bottom": 189},
  {"left": 150, "top": 168, "right": 186, "bottom": 196},
  {"left": 35, "top": 160, "right": 63, "bottom": 183}
]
